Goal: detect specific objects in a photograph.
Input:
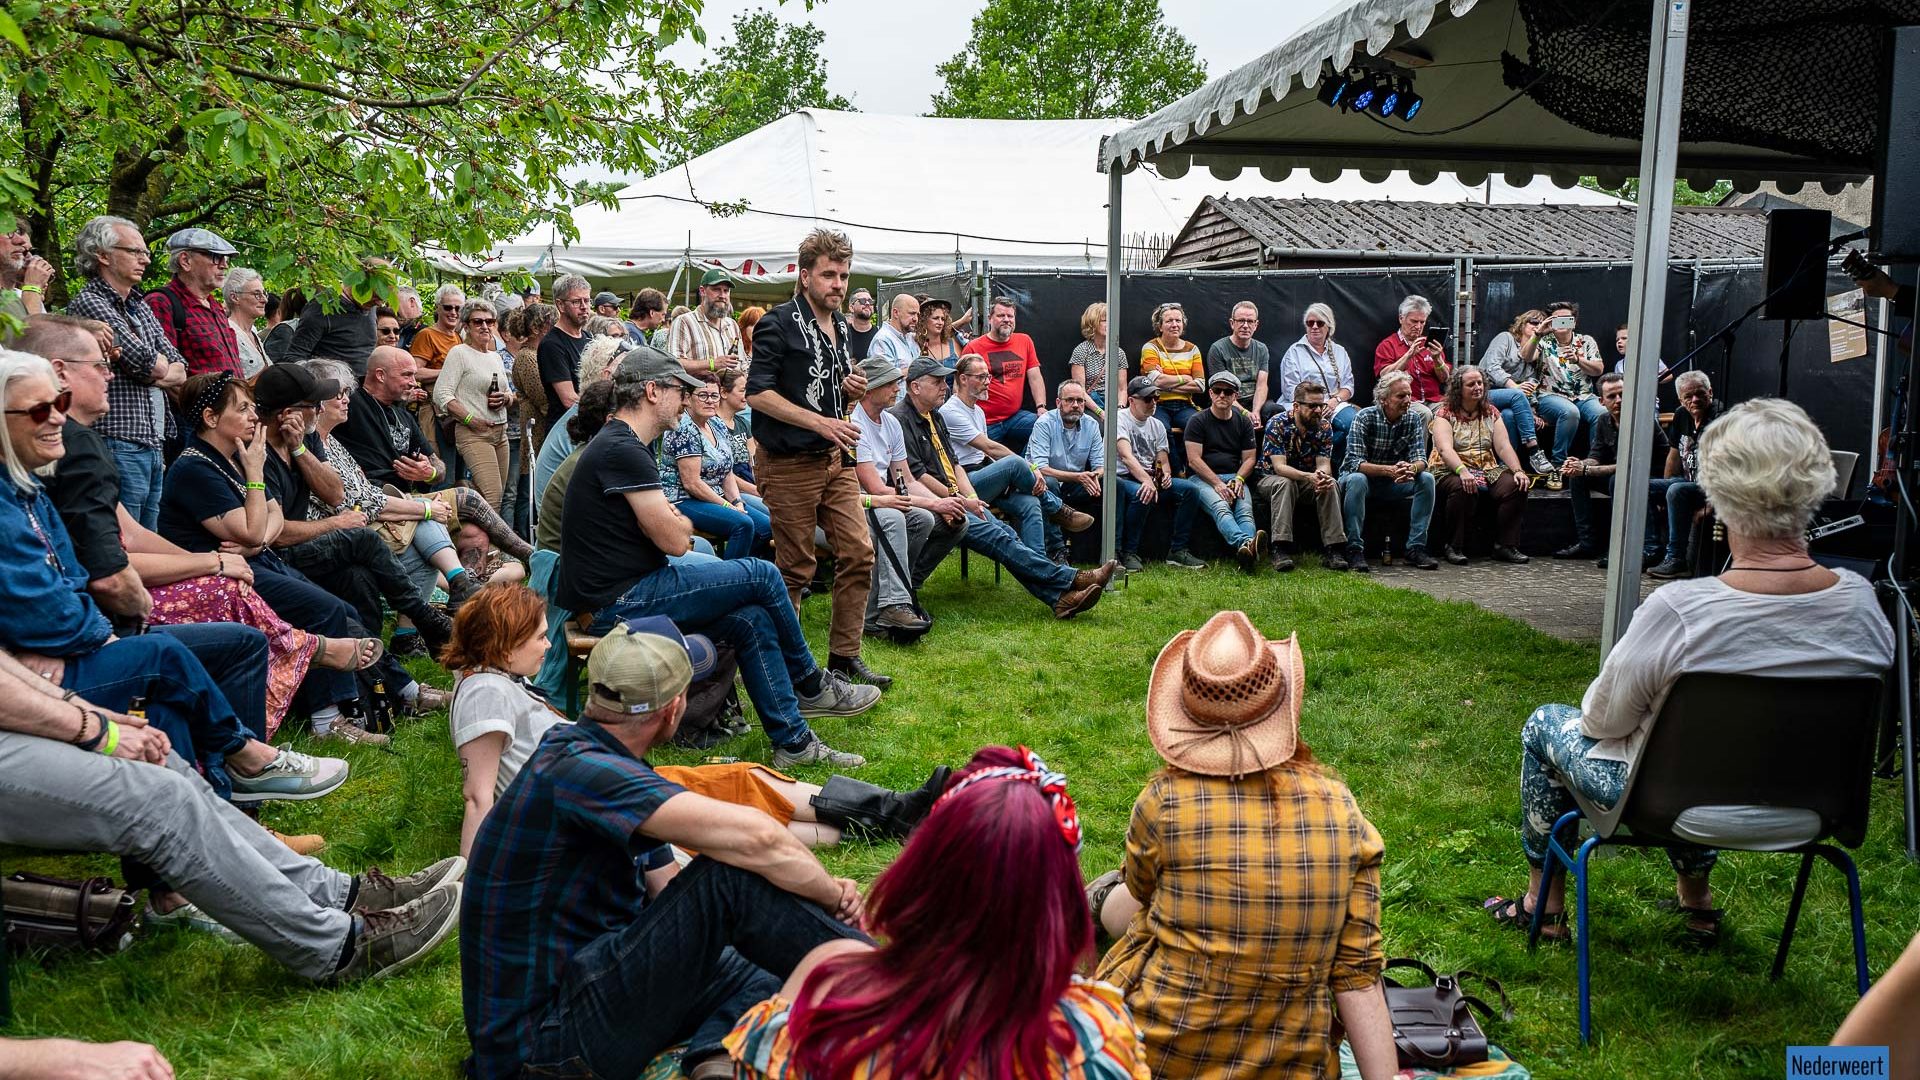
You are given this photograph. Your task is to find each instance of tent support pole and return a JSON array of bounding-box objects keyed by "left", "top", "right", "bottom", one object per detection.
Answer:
[
  {"left": 1102, "top": 166, "right": 1123, "bottom": 571},
  {"left": 1602, "top": 0, "right": 1691, "bottom": 655},
  {"left": 1870, "top": 296, "right": 1891, "bottom": 486}
]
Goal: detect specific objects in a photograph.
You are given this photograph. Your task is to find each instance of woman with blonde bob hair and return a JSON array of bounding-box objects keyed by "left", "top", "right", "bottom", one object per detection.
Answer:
[{"left": 1486, "top": 398, "right": 1894, "bottom": 947}]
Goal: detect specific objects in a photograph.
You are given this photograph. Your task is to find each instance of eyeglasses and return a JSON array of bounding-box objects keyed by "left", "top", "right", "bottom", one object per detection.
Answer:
[
  {"left": 961, "top": 372, "right": 992, "bottom": 382},
  {"left": 1230, "top": 317, "right": 1258, "bottom": 325},
  {"left": 692, "top": 391, "right": 722, "bottom": 401},
  {"left": 59, "top": 358, "right": 113, "bottom": 373},
  {"left": 110, "top": 245, "right": 150, "bottom": 257},
  {"left": 1305, "top": 319, "right": 1327, "bottom": 328},
  {"left": 6, "top": 389, "right": 72, "bottom": 423}
]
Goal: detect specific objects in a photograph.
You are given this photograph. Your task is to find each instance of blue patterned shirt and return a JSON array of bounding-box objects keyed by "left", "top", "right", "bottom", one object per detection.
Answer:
[
  {"left": 1261, "top": 411, "right": 1334, "bottom": 474},
  {"left": 461, "top": 720, "right": 686, "bottom": 1080},
  {"left": 66, "top": 277, "right": 183, "bottom": 449},
  {"left": 1340, "top": 404, "right": 1427, "bottom": 476}
]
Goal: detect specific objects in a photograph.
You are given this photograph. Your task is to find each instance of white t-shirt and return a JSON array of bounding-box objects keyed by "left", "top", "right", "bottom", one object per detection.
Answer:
[
  {"left": 851, "top": 404, "right": 908, "bottom": 469},
  {"left": 449, "top": 671, "right": 568, "bottom": 796},
  {"left": 1116, "top": 408, "right": 1170, "bottom": 471},
  {"left": 1580, "top": 571, "right": 1893, "bottom": 764},
  {"left": 939, "top": 396, "right": 989, "bottom": 467}
]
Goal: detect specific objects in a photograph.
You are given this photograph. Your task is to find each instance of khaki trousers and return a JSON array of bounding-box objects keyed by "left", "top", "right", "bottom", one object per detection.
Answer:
[
  {"left": 454, "top": 422, "right": 510, "bottom": 513},
  {"left": 753, "top": 448, "right": 874, "bottom": 659}
]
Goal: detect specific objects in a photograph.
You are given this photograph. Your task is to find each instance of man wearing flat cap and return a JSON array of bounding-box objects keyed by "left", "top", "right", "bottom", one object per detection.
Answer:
[
  {"left": 667, "top": 268, "right": 744, "bottom": 377},
  {"left": 463, "top": 618, "right": 869, "bottom": 1080},
  {"left": 147, "top": 227, "right": 243, "bottom": 379}
]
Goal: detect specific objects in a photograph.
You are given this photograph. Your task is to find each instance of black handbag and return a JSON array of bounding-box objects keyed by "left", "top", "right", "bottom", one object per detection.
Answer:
[
  {"left": 3, "top": 872, "right": 140, "bottom": 955},
  {"left": 1380, "top": 958, "right": 1511, "bottom": 1070}
]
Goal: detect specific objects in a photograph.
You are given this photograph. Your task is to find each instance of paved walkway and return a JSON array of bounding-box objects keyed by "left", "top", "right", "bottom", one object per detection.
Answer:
[{"left": 1362, "top": 555, "right": 1660, "bottom": 643}]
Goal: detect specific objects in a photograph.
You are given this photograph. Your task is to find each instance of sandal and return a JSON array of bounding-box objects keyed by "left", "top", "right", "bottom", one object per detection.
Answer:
[
  {"left": 315, "top": 635, "right": 385, "bottom": 671},
  {"left": 1484, "top": 895, "right": 1567, "bottom": 940},
  {"left": 1656, "top": 898, "right": 1725, "bottom": 949},
  {"left": 1087, "top": 869, "right": 1124, "bottom": 954}
]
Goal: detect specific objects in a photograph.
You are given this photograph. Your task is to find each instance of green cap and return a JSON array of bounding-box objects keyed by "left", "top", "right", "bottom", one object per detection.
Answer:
[{"left": 699, "top": 268, "right": 732, "bottom": 288}]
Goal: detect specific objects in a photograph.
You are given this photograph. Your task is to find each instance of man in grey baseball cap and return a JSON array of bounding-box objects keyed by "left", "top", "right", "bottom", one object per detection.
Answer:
[{"left": 847, "top": 355, "right": 946, "bottom": 654}]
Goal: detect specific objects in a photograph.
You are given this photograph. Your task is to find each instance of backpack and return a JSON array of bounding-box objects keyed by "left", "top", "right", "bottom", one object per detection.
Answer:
[{"left": 668, "top": 643, "right": 745, "bottom": 750}]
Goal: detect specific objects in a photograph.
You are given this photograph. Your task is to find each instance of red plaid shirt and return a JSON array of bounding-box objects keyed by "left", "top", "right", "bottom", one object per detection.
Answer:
[{"left": 145, "top": 279, "right": 242, "bottom": 378}]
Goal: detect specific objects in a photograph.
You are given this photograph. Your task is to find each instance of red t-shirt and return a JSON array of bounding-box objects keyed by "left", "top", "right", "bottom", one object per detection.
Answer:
[
  {"left": 962, "top": 332, "right": 1039, "bottom": 424},
  {"left": 1373, "top": 333, "right": 1448, "bottom": 403}
]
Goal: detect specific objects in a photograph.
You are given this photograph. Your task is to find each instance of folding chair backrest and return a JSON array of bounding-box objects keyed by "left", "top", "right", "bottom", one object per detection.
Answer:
[{"left": 1620, "top": 674, "right": 1884, "bottom": 849}]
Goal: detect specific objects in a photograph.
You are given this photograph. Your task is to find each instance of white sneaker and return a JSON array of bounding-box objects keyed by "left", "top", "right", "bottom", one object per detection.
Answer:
[
  {"left": 228, "top": 748, "right": 350, "bottom": 804},
  {"left": 772, "top": 734, "right": 866, "bottom": 769},
  {"left": 145, "top": 900, "right": 245, "bottom": 944}
]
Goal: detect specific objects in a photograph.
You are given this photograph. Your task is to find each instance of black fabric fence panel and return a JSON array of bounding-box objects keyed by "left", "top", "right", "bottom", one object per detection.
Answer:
[
  {"left": 989, "top": 268, "right": 1453, "bottom": 410},
  {"left": 875, "top": 270, "right": 975, "bottom": 328}
]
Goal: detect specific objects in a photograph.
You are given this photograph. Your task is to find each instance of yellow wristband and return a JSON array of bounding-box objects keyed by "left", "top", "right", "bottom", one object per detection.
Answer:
[
  {"left": 422, "top": 501, "right": 434, "bottom": 522},
  {"left": 98, "top": 720, "right": 120, "bottom": 756},
  {"left": 244, "top": 481, "right": 266, "bottom": 490},
  {"left": 19, "top": 285, "right": 42, "bottom": 295},
  {"left": 291, "top": 444, "right": 307, "bottom": 458}
]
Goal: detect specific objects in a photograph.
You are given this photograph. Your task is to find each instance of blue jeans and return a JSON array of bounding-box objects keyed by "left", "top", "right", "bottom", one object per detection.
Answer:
[
  {"left": 1520, "top": 704, "right": 1716, "bottom": 875},
  {"left": 1536, "top": 394, "right": 1605, "bottom": 463},
  {"left": 678, "top": 498, "right": 772, "bottom": 560},
  {"left": 151, "top": 622, "right": 270, "bottom": 744},
  {"left": 966, "top": 455, "right": 1048, "bottom": 553},
  {"left": 107, "top": 437, "right": 165, "bottom": 530},
  {"left": 1055, "top": 478, "right": 1151, "bottom": 558},
  {"left": 1488, "top": 388, "right": 1540, "bottom": 450},
  {"left": 1190, "top": 479, "right": 1256, "bottom": 547},
  {"left": 60, "top": 632, "right": 258, "bottom": 799},
  {"left": 960, "top": 511, "right": 1076, "bottom": 605},
  {"left": 1329, "top": 404, "right": 1358, "bottom": 470},
  {"left": 1155, "top": 400, "right": 1198, "bottom": 438},
  {"left": 246, "top": 551, "right": 369, "bottom": 714},
  {"left": 1120, "top": 477, "right": 1200, "bottom": 555},
  {"left": 1338, "top": 471, "right": 1436, "bottom": 552},
  {"left": 986, "top": 411, "right": 1037, "bottom": 455},
  {"left": 588, "top": 558, "right": 817, "bottom": 752},
  {"left": 1649, "top": 478, "right": 1707, "bottom": 561},
  {"left": 517, "top": 857, "right": 867, "bottom": 1078}
]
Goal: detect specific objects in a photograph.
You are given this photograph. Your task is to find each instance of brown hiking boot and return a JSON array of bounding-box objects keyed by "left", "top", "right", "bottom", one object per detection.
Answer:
[
  {"left": 1050, "top": 505, "right": 1094, "bottom": 533},
  {"left": 1051, "top": 580, "right": 1104, "bottom": 619},
  {"left": 1071, "top": 559, "right": 1121, "bottom": 592}
]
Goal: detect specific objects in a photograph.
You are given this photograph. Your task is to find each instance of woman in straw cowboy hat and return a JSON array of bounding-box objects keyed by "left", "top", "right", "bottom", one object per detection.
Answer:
[{"left": 1089, "top": 611, "right": 1398, "bottom": 1079}]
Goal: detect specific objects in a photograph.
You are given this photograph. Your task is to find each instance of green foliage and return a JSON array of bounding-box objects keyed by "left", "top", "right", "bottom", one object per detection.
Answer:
[
  {"left": 0, "top": 0, "right": 715, "bottom": 304},
  {"left": 7, "top": 563, "right": 1918, "bottom": 1078},
  {"left": 665, "top": 10, "right": 853, "bottom": 168},
  {"left": 929, "top": 0, "right": 1206, "bottom": 120},
  {"left": 1580, "top": 176, "right": 1736, "bottom": 206}
]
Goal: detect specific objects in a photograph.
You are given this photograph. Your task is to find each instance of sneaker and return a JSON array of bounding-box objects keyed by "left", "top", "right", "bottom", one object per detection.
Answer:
[
  {"left": 1554, "top": 543, "right": 1598, "bottom": 560},
  {"left": 797, "top": 670, "right": 883, "bottom": 719},
  {"left": 352, "top": 856, "right": 467, "bottom": 915},
  {"left": 1118, "top": 552, "right": 1144, "bottom": 573},
  {"left": 1544, "top": 468, "right": 1564, "bottom": 492},
  {"left": 316, "top": 722, "right": 391, "bottom": 748},
  {"left": 403, "top": 685, "right": 453, "bottom": 716},
  {"left": 772, "top": 733, "right": 867, "bottom": 769},
  {"left": 1321, "top": 550, "right": 1349, "bottom": 572},
  {"left": 329, "top": 880, "right": 463, "bottom": 983},
  {"left": 268, "top": 829, "right": 328, "bottom": 856},
  {"left": 1165, "top": 549, "right": 1207, "bottom": 569},
  {"left": 1404, "top": 547, "right": 1441, "bottom": 571},
  {"left": 1528, "top": 449, "right": 1554, "bottom": 475},
  {"left": 1347, "top": 547, "right": 1371, "bottom": 574},
  {"left": 1271, "top": 553, "right": 1296, "bottom": 572},
  {"left": 1647, "top": 557, "right": 1687, "bottom": 579},
  {"left": 229, "top": 748, "right": 350, "bottom": 804},
  {"left": 872, "top": 604, "right": 931, "bottom": 632},
  {"left": 145, "top": 900, "right": 245, "bottom": 944},
  {"left": 387, "top": 632, "right": 428, "bottom": 659},
  {"left": 1234, "top": 537, "right": 1259, "bottom": 573}
]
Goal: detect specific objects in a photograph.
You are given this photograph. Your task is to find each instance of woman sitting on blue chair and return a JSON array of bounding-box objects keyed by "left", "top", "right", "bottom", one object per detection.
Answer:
[
  {"left": 663, "top": 374, "right": 771, "bottom": 560},
  {"left": 1484, "top": 399, "right": 1893, "bottom": 945}
]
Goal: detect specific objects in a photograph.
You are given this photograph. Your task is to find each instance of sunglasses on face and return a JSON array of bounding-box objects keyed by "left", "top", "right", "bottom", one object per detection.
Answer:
[
  {"left": 1305, "top": 320, "right": 1327, "bottom": 328},
  {"left": 377, "top": 327, "right": 400, "bottom": 337},
  {"left": 1209, "top": 386, "right": 1237, "bottom": 395},
  {"left": 468, "top": 318, "right": 496, "bottom": 328},
  {"left": 7, "top": 389, "right": 72, "bottom": 423},
  {"left": 440, "top": 303, "right": 463, "bottom": 311}
]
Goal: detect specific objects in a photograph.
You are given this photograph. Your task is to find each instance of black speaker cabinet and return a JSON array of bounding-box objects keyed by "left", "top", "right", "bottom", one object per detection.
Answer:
[
  {"left": 1762, "top": 207, "right": 1831, "bottom": 320},
  {"left": 1875, "top": 26, "right": 1920, "bottom": 263}
]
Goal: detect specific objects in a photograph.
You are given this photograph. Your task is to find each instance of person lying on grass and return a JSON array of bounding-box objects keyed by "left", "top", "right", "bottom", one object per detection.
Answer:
[
  {"left": 460, "top": 619, "right": 874, "bottom": 1080},
  {"left": 439, "top": 582, "right": 945, "bottom": 859},
  {"left": 723, "top": 744, "right": 1153, "bottom": 1080},
  {"left": 1485, "top": 399, "right": 1893, "bottom": 946}
]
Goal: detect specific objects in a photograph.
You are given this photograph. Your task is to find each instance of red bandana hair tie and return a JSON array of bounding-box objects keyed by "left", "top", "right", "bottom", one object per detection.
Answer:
[{"left": 932, "top": 746, "right": 1081, "bottom": 852}]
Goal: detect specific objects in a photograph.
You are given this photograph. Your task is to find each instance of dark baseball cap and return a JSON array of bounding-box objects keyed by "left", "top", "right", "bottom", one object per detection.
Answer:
[
  {"left": 615, "top": 344, "right": 704, "bottom": 390},
  {"left": 905, "top": 357, "right": 954, "bottom": 384},
  {"left": 254, "top": 363, "right": 339, "bottom": 413},
  {"left": 1127, "top": 375, "right": 1160, "bottom": 399}
]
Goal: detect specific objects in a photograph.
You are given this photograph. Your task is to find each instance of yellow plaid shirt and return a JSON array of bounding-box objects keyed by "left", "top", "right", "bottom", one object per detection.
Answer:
[{"left": 1095, "top": 766, "right": 1385, "bottom": 1080}]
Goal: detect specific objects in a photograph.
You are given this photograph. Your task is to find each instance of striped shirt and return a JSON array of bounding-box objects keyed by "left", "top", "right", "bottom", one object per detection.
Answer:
[
  {"left": 460, "top": 719, "right": 686, "bottom": 1080},
  {"left": 67, "top": 277, "right": 182, "bottom": 449}
]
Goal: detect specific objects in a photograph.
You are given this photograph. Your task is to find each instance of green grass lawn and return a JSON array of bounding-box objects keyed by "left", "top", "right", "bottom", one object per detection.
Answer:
[{"left": 5, "top": 559, "right": 1917, "bottom": 1079}]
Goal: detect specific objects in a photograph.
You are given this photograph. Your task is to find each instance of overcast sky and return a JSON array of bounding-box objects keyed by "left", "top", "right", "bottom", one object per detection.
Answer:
[{"left": 661, "top": 0, "right": 1349, "bottom": 116}]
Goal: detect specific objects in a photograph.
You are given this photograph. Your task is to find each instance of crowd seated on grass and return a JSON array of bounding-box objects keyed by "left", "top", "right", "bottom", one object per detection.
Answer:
[{"left": 3, "top": 216, "right": 1902, "bottom": 1080}]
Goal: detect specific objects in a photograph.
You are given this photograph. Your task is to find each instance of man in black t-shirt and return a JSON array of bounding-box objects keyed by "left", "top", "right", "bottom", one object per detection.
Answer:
[
  {"left": 539, "top": 274, "right": 593, "bottom": 428},
  {"left": 1647, "top": 370, "right": 1725, "bottom": 579},
  {"left": 745, "top": 229, "right": 885, "bottom": 689},
  {"left": 336, "top": 346, "right": 445, "bottom": 492},
  {"left": 1555, "top": 371, "right": 1671, "bottom": 564},
  {"left": 1181, "top": 371, "right": 1264, "bottom": 571},
  {"left": 844, "top": 288, "right": 878, "bottom": 359},
  {"left": 556, "top": 347, "right": 876, "bottom": 769}
]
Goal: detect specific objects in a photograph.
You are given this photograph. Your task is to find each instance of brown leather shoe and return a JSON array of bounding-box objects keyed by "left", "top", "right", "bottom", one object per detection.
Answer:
[
  {"left": 1071, "top": 558, "right": 1121, "bottom": 591},
  {"left": 1051, "top": 580, "right": 1104, "bottom": 619},
  {"left": 1050, "top": 505, "right": 1095, "bottom": 533}
]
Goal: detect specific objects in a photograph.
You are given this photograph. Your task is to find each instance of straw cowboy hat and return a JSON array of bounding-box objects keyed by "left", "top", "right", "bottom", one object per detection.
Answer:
[{"left": 1146, "top": 611, "right": 1304, "bottom": 779}]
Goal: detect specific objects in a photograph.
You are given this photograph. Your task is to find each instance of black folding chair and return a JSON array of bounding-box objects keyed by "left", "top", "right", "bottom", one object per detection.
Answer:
[{"left": 1528, "top": 673, "right": 1885, "bottom": 1043}]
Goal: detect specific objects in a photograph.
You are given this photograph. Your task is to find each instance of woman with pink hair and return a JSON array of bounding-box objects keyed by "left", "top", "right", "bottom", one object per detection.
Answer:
[{"left": 724, "top": 745, "right": 1150, "bottom": 1080}]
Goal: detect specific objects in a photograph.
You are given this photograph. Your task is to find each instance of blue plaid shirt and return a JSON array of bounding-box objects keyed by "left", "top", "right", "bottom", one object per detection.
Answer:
[
  {"left": 1340, "top": 404, "right": 1427, "bottom": 476},
  {"left": 66, "top": 277, "right": 183, "bottom": 449},
  {"left": 460, "top": 719, "right": 686, "bottom": 1080}
]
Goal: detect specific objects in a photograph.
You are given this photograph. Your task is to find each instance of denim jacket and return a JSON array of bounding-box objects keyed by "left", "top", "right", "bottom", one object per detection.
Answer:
[{"left": 0, "top": 478, "right": 113, "bottom": 656}]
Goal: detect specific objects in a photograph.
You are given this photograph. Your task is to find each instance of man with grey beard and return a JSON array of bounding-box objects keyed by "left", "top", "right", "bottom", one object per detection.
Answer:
[{"left": 666, "top": 268, "right": 744, "bottom": 377}]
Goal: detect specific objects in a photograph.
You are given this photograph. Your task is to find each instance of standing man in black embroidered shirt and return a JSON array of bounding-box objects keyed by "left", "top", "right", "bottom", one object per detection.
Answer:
[{"left": 746, "top": 230, "right": 888, "bottom": 689}]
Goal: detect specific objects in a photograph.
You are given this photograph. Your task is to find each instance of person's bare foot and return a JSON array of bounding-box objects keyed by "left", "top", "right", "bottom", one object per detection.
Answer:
[{"left": 314, "top": 635, "right": 383, "bottom": 671}]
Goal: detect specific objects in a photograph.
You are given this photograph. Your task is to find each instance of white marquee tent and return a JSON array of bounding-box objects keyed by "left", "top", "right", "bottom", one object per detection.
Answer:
[{"left": 427, "top": 108, "right": 1621, "bottom": 292}]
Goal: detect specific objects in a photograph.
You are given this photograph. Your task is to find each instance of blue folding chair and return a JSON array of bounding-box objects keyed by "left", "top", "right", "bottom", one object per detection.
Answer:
[{"left": 1527, "top": 672, "right": 1884, "bottom": 1044}]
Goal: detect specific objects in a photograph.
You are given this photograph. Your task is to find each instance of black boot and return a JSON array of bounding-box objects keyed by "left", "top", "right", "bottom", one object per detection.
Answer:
[
  {"left": 809, "top": 766, "right": 951, "bottom": 841},
  {"left": 413, "top": 607, "right": 454, "bottom": 658},
  {"left": 829, "top": 652, "right": 892, "bottom": 690},
  {"left": 445, "top": 571, "right": 481, "bottom": 615}
]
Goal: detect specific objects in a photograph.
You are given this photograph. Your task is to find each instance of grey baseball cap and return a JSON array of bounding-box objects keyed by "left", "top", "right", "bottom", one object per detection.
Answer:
[
  {"left": 615, "top": 344, "right": 704, "bottom": 390},
  {"left": 166, "top": 228, "right": 238, "bottom": 257},
  {"left": 905, "top": 357, "right": 954, "bottom": 384},
  {"left": 592, "top": 291, "right": 621, "bottom": 309},
  {"left": 858, "top": 354, "right": 905, "bottom": 391},
  {"left": 1207, "top": 369, "right": 1242, "bottom": 391},
  {"left": 1127, "top": 375, "right": 1160, "bottom": 399}
]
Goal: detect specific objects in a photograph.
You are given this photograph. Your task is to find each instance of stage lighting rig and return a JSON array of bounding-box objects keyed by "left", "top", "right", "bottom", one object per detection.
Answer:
[{"left": 1315, "top": 63, "right": 1422, "bottom": 123}]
